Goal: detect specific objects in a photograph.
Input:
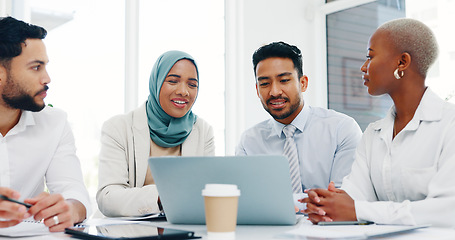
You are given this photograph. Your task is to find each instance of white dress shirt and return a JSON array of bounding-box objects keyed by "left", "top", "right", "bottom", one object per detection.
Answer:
[
  {"left": 236, "top": 103, "right": 362, "bottom": 189},
  {"left": 342, "top": 88, "right": 455, "bottom": 228},
  {"left": 0, "top": 107, "right": 91, "bottom": 216}
]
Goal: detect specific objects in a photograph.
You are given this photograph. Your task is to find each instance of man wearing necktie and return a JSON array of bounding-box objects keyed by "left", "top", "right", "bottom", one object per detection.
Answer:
[{"left": 236, "top": 42, "right": 362, "bottom": 211}]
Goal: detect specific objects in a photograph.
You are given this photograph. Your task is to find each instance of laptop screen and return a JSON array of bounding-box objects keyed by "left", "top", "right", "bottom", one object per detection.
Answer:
[{"left": 148, "top": 155, "right": 296, "bottom": 225}]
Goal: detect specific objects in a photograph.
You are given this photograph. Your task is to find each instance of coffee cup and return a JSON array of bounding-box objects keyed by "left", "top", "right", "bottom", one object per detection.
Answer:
[{"left": 202, "top": 184, "right": 241, "bottom": 240}]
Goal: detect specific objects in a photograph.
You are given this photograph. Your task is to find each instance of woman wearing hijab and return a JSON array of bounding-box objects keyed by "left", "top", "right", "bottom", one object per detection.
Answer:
[
  {"left": 302, "top": 18, "right": 455, "bottom": 228},
  {"left": 97, "top": 51, "right": 215, "bottom": 217}
]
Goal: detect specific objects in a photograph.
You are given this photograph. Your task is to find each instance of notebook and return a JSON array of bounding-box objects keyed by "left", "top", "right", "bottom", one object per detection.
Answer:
[
  {"left": 148, "top": 155, "right": 296, "bottom": 225},
  {"left": 0, "top": 220, "right": 49, "bottom": 237}
]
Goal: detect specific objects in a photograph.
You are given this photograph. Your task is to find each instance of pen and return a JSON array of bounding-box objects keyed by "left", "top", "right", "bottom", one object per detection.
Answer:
[
  {"left": 0, "top": 194, "right": 33, "bottom": 208},
  {"left": 318, "top": 220, "right": 374, "bottom": 226}
]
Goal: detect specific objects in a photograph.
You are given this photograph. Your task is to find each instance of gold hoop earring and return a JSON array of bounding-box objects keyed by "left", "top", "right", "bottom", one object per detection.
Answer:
[{"left": 394, "top": 68, "right": 404, "bottom": 80}]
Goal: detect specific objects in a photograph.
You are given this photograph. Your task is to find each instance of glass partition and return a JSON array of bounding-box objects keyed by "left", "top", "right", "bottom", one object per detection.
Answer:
[
  {"left": 326, "top": 1, "right": 405, "bottom": 130},
  {"left": 327, "top": 0, "right": 454, "bottom": 131}
]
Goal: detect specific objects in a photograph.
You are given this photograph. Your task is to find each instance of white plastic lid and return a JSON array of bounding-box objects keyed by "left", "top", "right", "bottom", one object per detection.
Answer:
[
  {"left": 207, "top": 231, "right": 235, "bottom": 240},
  {"left": 202, "top": 184, "right": 241, "bottom": 197}
]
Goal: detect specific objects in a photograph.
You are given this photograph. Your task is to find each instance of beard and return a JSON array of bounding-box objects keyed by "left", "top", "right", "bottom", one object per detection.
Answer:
[
  {"left": 2, "top": 72, "right": 47, "bottom": 112},
  {"left": 262, "top": 94, "right": 302, "bottom": 120}
]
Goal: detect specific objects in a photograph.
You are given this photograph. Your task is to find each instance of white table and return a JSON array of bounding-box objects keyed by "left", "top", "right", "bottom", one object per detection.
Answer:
[
  {"left": 153, "top": 221, "right": 455, "bottom": 240},
  {"left": 2, "top": 217, "right": 455, "bottom": 240}
]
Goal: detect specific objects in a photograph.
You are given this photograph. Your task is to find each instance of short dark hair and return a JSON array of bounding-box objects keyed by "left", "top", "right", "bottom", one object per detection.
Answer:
[
  {"left": 0, "top": 16, "right": 47, "bottom": 68},
  {"left": 252, "top": 41, "right": 303, "bottom": 78}
]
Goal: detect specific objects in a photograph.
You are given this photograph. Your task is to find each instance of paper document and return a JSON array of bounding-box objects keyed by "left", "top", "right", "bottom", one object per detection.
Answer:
[
  {"left": 113, "top": 212, "right": 166, "bottom": 221},
  {"left": 0, "top": 220, "right": 50, "bottom": 237},
  {"left": 286, "top": 224, "right": 429, "bottom": 239},
  {"left": 78, "top": 214, "right": 165, "bottom": 228}
]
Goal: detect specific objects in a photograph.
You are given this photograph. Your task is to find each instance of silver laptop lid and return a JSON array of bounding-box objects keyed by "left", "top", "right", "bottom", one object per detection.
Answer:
[{"left": 148, "top": 155, "right": 296, "bottom": 225}]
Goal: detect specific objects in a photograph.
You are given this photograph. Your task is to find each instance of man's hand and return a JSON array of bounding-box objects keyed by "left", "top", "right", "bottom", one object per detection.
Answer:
[
  {"left": 0, "top": 187, "right": 30, "bottom": 228},
  {"left": 302, "top": 182, "right": 356, "bottom": 224},
  {"left": 25, "top": 192, "right": 86, "bottom": 232}
]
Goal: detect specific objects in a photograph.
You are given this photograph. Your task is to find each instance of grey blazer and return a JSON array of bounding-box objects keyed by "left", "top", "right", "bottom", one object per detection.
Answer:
[{"left": 96, "top": 103, "right": 215, "bottom": 217}]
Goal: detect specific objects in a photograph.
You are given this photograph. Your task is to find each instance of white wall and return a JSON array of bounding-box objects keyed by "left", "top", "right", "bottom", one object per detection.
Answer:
[
  {"left": 225, "top": 0, "right": 327, "bottom": 155},
  {"left": 0, "top": 0, "right": 11, "bottom": 16}
]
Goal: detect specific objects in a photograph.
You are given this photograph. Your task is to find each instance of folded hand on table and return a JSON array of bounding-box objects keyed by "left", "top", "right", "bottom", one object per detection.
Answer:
[{"left": 301, "top": 181, "right": 357, "bottom": 224}]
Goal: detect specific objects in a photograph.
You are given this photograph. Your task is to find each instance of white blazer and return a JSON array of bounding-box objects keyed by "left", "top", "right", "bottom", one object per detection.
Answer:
[{"left": 96, "top": 103, "right": 215, "bottom": 217}]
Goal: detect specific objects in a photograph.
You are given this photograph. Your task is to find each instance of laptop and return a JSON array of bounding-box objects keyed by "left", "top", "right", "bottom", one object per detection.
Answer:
[{"left": 148, "top": 155, "right": 296, "bottom": 225}]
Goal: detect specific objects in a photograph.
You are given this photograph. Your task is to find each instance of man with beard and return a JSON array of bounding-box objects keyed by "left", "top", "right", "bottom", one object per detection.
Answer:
[
  {"left": 0, "top": 17, "right": 90, "bottom": 232},
  {"left": 236, "top": 42, "right": 362, "bottom": 211}
]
